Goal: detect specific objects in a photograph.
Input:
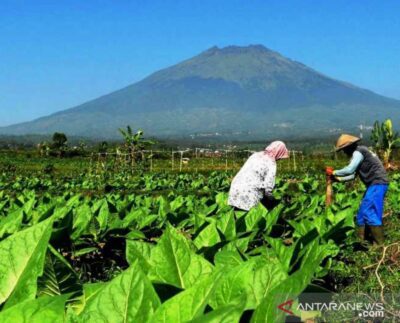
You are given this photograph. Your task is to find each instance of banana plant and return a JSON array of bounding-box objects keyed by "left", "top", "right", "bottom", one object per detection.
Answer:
[
  {"left": 371, "top": 121, "right": 382, "bottom": 151},
  {"left": 370, "top": 119, "right": 400, "bottom": 168},
  {"left": 118, "top": 126, "right": 155, "bottom": 168}
]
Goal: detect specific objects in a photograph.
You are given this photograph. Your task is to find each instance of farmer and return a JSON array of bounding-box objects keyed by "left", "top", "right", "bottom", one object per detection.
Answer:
[
  {"left": 228, "top": 141, "right": 289, "bottom": 211},
  {"left": 326, "top": 134, "right": 389, "bottom": 245}
]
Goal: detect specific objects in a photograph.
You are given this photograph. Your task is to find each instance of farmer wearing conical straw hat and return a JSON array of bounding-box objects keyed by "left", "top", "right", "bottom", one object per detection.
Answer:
[{"left": 326, "top": 134, "right": 389, "bottom": 245}]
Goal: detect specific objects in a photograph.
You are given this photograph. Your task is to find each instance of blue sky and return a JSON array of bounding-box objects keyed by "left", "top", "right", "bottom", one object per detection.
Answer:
[{"left": 1, "top": 0, "right": 399, "bottom": 126}]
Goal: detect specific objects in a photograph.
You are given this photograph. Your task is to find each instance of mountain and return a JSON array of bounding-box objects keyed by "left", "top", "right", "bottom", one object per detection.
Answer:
[{"left": 2, "top": 45, "right": 400, "bottom": 139}]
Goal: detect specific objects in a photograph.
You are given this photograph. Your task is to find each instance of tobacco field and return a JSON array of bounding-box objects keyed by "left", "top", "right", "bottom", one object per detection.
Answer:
[{"left": 0, "top": 170, "right": 399, "bottom": 322}]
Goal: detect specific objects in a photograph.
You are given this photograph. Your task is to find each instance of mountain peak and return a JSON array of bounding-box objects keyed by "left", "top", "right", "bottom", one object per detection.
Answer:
[
  {"left": 148, "top": 43, "right": 303, "bottom": 87},
  {"left": 1, "top": 44, "right": 399, "bottom": 138},
  {"left": 202, "top": 44, "right": 273, "bottom": 56}
]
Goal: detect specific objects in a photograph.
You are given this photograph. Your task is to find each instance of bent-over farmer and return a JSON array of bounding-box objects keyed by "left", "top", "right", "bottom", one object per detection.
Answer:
[
  {"left": 326, "top": 134, "right": 389, "bottom": 245},
  {"left": 228, "top": 141, "right": 289, "bottom": 211}
]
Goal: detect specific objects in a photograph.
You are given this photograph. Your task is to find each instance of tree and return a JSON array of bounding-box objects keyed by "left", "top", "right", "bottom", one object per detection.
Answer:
[
  {"left": 98, "top": 141, "right": 108, "bottom": 157},
  {"left": 370, "top": 119, "right": 400, "bottom": 169},
  {"left": 51, "top": 132, "right": 68, "bottom": 157},
  {"left": 118, "top": 126, "right": 155, "bottom": 167},
  {"left": 52, "top": 132, "right": 67, "bottom": 148}
]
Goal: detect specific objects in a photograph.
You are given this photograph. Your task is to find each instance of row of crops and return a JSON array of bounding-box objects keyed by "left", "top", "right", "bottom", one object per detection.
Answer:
[{"left": 0, "top": 171, "right": 399, "bottom": 321}]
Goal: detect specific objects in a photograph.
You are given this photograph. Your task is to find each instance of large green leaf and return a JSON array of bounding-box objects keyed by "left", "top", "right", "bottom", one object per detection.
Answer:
[
  {"left": 107, "top": 208, "right": 141, "bottom": 231},
  {"left": 170, "top": 195, "right": 185, "bottom": 212},
  {"left": 215, "top": 192, "right": 228, "bottom": 208},
  {"left": 209, "top": 255, "right": 287, "bottom": 310},
  {"left": 137, "top": 213, "right": 159, "bottom": 230},
  {"left": 150, "top": 272, "right": 222, "bottom": 322},
  {"left": 96, "top": 199, "right": 109, "bottom": 232},
  {"left": 264, "top": 204, "right": 284, "bottom": 235},
  {"left": 249, "top": 261, "right": 288, "bottom": 306},
  {"left": 209, "top": 261, "right": 255, "bottom": 309},
  {"left": 67, "top": 282, "right": 106, "bottom": 315},
  {"left": 22, "top": 195, "right": 36, "bottom": 220},
  {"left": 0, "top": 218, "right": 53, "bottom": 308},
  {"left": 244, "top": 204, "right": 266, "bottom": 231},
  {"left": 216, "top": 210, "right": 236, "bottom": 240},
  {"left": 71, "top": 204, "right": 92, "bottom": 240},
  {"left": 126, "top": 240, "right": 153, "bottom": 272},
  {"left": 222, "top": 232, "right": 256, "bottom": 254},
  {"left": 149, "top": 225, "right": 213, "bottom": 289},
  {"left": 214, "top": 250, "right": 243, "bottom": 269},
  {"left": 37, "top": 245, "right": 82, "bottom": 297},
  {"left": 193, "top": 222, "right": 221, "bottom": 249},
  {"left": 79, "top": 262, "right": 160, "bottom": 322},
  {"left": 0, "top": 207, "right": 23, "bottom": 240},
  {"left": 157, "top": 196, "right": 170, "bottom": 218},
  {"left": 0, "top": 294, "right": 68, "bottom": 323},
  {"left": 251, "top": 240, "right": 325, "bottom": 323},
  {"left": 189, "top": 304, "right": 244, "bottom": 323},
  {"left": 264, "top": 237, "right": 295, "bottom": 272}
]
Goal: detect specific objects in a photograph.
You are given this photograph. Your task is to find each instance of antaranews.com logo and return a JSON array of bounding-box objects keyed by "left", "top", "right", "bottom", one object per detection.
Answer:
[{"left": 276, "top": 293, "right": 400, "bottom": 321}]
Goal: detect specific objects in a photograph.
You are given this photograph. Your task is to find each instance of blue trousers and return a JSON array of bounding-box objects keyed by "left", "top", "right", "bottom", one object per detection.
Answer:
[{"left": 357, "top": 184, "right": 388, "bottom": 226}]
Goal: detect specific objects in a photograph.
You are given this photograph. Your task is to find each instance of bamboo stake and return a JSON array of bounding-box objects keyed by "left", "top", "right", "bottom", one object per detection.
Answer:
[
  {"left": 292, "top": 150, "right": 297, "bottom": 172},
  {"left": 150, "top": 150, "right": 153, "bottom": 172},
  {"left": 326, "top": 175, "right": 333, "bottom": 207}
]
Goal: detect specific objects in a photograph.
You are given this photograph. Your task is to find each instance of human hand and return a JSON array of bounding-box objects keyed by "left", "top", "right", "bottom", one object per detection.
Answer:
[{"left": 325, "top": 167, "right": 334, "bottom": 176}]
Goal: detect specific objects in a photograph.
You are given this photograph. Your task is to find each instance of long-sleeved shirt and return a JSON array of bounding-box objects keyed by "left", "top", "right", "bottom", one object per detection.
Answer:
[
  {"left": 228, "top": 152, "right": 276, "bottom": 211},
  {"left": 333, "top": 151, "right": 364, "bottom": 181},
  {"left": 333, "top": 146, "right": 389, "bottom": 186}
]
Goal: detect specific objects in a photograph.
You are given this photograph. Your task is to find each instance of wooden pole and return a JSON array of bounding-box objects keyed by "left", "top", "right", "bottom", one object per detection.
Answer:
[
  {"left": 326, "top": 175, "right": 333, "bottom": 207},
  {"left": 89, "top": 153, "right": 93, "bottom": 175},
  {"left": 293, "top": 151, "right": 297, "bottom": 172},
  {"left": 150, "top": 150, "right": 153, "bottom": 172}
]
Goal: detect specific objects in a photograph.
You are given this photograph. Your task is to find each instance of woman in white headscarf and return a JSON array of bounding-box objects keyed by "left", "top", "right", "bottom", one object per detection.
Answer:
[{"left": 228, "top": 141, "right": 289, "bottom": 211}]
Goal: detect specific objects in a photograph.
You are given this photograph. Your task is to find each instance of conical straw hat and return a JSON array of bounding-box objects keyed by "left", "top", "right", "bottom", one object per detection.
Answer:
[{"left": 335, "top": 134, "right": 361, "bottom": 151}]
